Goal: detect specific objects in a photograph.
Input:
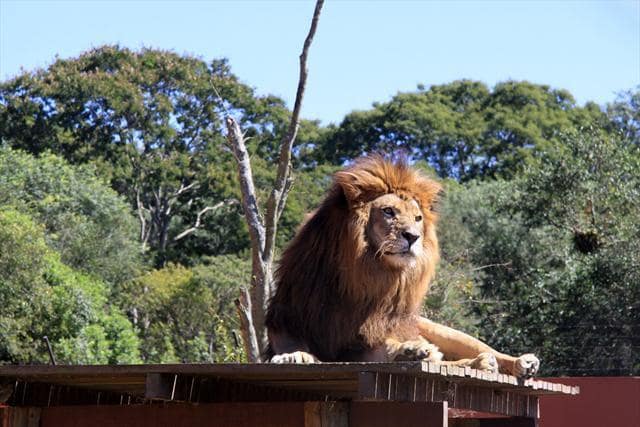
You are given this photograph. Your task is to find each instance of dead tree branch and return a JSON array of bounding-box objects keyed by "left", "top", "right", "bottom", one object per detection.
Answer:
[
  {"left": 471, "top": 262, "right": 513, "bottom": 272},
  {"left": 264, "top": 0, "right": 324, "bottom": 264},
  {"left": 226, "top": 118, "right": 266, "bottom": 254},
  {"left": 224, "top": 0, "right": 324, "bottom": 361},
  {"left": 173, "top": 199, "right": 237, "bottom": 241},
  {"left": 235, "top": 288, "right": 260, "bottom": 362},
  {"left": 136, "top": 187, "right": 151, "bottom": 252}
]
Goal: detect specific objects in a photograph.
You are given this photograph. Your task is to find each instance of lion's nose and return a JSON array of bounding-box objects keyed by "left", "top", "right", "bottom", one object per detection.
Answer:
[{"left": 402, "top": 231, "right": 419, "bottom": 247}]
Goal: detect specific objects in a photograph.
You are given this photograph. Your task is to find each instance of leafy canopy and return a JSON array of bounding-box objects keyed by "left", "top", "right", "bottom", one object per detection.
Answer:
[
  {"left": 313, "top": 80, "right": 607, "bottom": 181},
  {"left": 0, "top": 146, "right": 141, "bottom": 285},
  {"left": 0, "top": 208, "right": 140, "bottom": 364}
]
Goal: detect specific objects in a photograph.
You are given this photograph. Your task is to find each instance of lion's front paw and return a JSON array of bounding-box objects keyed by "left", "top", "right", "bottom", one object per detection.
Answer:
[
  {"left": 469, "top": 352, "right": 498, "bottom": 373},
  {"left": 393, "top": 340, "right": 443, "bottom": 362},
  {"left": 270, "top": 351, "right": 320, "bottom": 364},
  {"left": 513, "top": 354, "right": 539, "bottom": 378}
]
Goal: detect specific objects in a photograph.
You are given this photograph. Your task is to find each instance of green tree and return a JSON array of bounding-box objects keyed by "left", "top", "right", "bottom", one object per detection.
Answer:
[
  {"left": 315, "top": 80, "right": 608, "bottom": 181},
  {"left": 445, "top": 129, "right": 640, "bottom": 375},
  {"left": 606, "top": 87, "right": 639, "bottom": 144},
  {"left": 0, "top": 209, "right": 51, "bottom": 362},
  {"left": 511, "top": 129, "right": 639, "bottom": 375},
  {"left": 0, "top": 209, "right": 140, "bottom": 364},
  {"left": 273, "top": 163, "right": 338, "bottom": 248},
  {"left": 45, "top": 256, "right": 141, "bottom": 364},
  {"left": 425, "top": 179, "right": 485, "bottom": 336},
  {"left": 0, "top": 146, "right": 141, "bottom": 286},
  {"left": 0, "top": 46, "right": 294, "bottom": 266},
  {"left": 120, "top": 256, "right": 249, "bottom": 363}
]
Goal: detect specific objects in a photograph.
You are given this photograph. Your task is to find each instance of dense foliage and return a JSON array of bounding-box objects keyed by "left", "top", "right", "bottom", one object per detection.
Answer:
[
  {"left": 0, "top": 148, "right": 141, "bottom": 285},
  {"left": 0, "top": 208, "right": 140, "bottom": 364},
  {"left": 1, "top": 46, "right": 637, "bottom": 375},
  {"left": 308, "top": 80, "right": 608, "bottom": 180}
]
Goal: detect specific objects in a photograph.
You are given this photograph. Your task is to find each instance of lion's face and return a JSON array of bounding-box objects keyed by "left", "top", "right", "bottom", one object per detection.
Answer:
[{"left": 367, "top": 193, "right": 426, "bottom": 268}]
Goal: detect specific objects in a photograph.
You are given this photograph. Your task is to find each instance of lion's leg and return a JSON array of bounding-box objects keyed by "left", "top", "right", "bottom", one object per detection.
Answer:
[
  {"left": 438, "top": 354, "right": 498, "bottom": 372},
  {"left": 268, "top": 330, "right": 320, "bottom": 364},
  {"left": 416, "top": 317, "right": 539, "bottom": 377},
  {"left": 385, "top": 337, "right": 443, "bottom": 363}
]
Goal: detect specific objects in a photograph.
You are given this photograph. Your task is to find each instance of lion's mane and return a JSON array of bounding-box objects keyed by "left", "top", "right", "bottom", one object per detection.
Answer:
[{"left": 265, "top": 155, "right": 442, "bottom": 361}]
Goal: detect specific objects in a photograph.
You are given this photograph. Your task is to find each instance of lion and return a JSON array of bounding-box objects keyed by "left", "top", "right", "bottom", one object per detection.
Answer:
[{"left": 265, "top": 155, "right": 539, "bottom": 377}]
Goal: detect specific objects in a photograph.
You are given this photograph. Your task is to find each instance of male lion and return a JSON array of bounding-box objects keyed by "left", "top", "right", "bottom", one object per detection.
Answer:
[{"left": 266, "top": 155, "right": 539, "bottom": 377}]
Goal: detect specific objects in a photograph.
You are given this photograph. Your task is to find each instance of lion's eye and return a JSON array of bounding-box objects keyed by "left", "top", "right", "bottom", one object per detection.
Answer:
[
  {"left": 415, "top": 215, "right": 422, "bottom": 222},
  {"left": 382, "top": 207, "right": 395, "bottom": 217}
]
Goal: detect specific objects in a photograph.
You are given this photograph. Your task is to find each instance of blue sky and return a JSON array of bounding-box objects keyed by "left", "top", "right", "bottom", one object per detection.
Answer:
[{"left": 1, "top": 0, "right": 639, "bottom": 124}]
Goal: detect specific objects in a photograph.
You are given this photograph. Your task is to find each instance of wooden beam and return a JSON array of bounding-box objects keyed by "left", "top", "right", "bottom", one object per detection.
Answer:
[
  {"left": 40, "top": 403, "right": 308, "bottom": 427},
  {"left": 357, "top": 372, "right": 539, "bottom": 418},
  {"left": 144, "top": 373, "right": 322, "bottom": 403},
  {"left": 145, "top": 373, "right": 177, "bottom": 401},
  {"left": 7, "top": 381, "right": 140, "bottom": 408},
  {"left": 350, "top": 401, "right": 448, "bottom": 427},
  {"left": 0, "top": 407, "right": 40, "bottom": 427},
  {"left": 0, "top": 363, "right": 575, "bottom": 417},
  {"left": 476, "top": 418, "right": 538, "bottom": 427},
  {"left": 0, "top": 363, "right": 580, "bottom": 396},
  {"left": 303, "top": 402, "right": 348, "bottom": 427}
]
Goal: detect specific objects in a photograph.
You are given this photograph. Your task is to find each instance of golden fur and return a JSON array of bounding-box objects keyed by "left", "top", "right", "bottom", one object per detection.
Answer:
[{"left": 266, "top": 155, "right": 540, "bottom": 376}]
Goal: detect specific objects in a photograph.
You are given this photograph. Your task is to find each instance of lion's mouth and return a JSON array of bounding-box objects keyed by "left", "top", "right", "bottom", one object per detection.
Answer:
[{"left": 384, "top": 249, "right": 413, "bottom": 256}]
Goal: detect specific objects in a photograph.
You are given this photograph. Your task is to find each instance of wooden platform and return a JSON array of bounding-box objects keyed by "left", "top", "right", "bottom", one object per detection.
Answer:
[{"left": 0, "top": 362, "right": 579, "bottom": 427}]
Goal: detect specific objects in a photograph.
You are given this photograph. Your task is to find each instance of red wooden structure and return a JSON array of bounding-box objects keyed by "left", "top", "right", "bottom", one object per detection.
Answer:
[
  {"left": 0, "top": 363, "right": 578, "bottom": 426},
  {"left": 539, "top": 376, "right": 639, "bottom": 427}
]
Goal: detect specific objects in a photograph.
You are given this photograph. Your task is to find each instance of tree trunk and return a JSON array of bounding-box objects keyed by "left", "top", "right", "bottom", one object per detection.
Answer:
[{"left": 224, "top": 0, "right": 324, "bottom": 361}]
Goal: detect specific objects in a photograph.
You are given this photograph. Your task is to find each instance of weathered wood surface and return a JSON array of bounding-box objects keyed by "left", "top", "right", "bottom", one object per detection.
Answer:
[
  {"left": 357, "top": 372, "right": 540, "bottom": 418},
  {"left": 0, "top": 362, "right": 577, "bottom": 419},
  {"left": 0, "top": 362, "right": 579, "bottom": 395}
]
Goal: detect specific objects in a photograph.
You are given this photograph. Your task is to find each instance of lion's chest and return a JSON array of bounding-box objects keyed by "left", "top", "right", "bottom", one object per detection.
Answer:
[{"left": 310, "top": 301, "right": 416, "bottom": 361}]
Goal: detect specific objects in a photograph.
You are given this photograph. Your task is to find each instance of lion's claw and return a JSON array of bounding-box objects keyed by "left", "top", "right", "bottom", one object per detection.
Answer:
[
  {"left": 393, "top": 340, "right": 443, "bottom": 362},
  {"left": 514, "top": 353, "right": 539, "bottom": 378},
  {"left": 270, "top": 351, "right": 320, "bottom": 364}
]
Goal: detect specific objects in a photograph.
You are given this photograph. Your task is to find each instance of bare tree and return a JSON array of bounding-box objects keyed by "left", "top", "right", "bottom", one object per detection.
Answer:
[
  {"left": 225, "top": 0, "right": 324, "bottom": 361},
  {"left": 131, "top": 154, "right": 235, "bottom": 259}
]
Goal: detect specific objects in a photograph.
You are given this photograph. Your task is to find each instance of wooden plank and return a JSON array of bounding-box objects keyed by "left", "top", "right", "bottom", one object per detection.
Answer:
[
  {"left": 449, "top": 418, "right": 537, "bottom": 427},
  {"left": 448, "top": 420, "right": 477, "bottom": 427},
  {"left": 1, "top": 407, "right": 40, "bottom": 427},
  {"left": 303, "top": 402, "right": 348, "bottom": 427},
  {"left": 146, "top": 374, "right": 325, "bottom": 403},
  {"left": 422, "top": 361, "right": 441, "bottom": 374},
  {"left": 358, "top": 372, "right": 451, "bottom": 403},
  {"left": 0, "top": 363, "right": 427, "bottom": 379},
  {"left": 7, "top": 381, "right": 141, "bottom": 408},
  {"left": 40, "top": 403, "right": 306, "bottom": 427},
  {"left": 356, "top": 372, "right": 378, "bottom": 401},
  {"left": 394, "top": 375, "right": 413, "bottom": 401},
  {"left": 357, "top": 372, "right": 540, "bottom": 418},
  {"left": 0, "top": 363, "right": 507, "bottom": 386},
  {"left": 145, "top": 373, "right": 176, "bottom": 401},
  {"left": 413, "top": 377, "right": 427, "bottom": 402},
  {"left": 0, "top": 364, "right": 579, "bottom": 403},
  {"left": 477, "top": 417, "right": 538, "bottom": 426},
  {"left": 351, "top": 401, "right": 447, "bottom": 427}
]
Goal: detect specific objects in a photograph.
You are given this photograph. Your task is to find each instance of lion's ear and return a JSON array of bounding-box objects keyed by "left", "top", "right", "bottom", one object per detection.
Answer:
[
  {"left": 334, "top": 170, "right": 386, "bottom": 205},
  {"left": 415, "top": 179, "right": 444, "bottom": 215},
  {"left": 429, "top": 187, "right": 445, "bottom": 214}
]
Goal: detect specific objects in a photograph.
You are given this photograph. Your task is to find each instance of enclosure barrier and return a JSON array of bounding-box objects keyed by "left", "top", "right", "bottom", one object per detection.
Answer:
[{"left": 0, "top": 362, "right": 578, "bottom": 426}]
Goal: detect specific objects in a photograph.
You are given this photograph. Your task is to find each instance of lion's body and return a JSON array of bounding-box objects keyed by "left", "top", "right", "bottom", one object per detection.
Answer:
[
  {"left": 266, "top": 156, "right": 440, "bottom": 362},
  {"left": 266, "top": 156, "right": 540, "bottom": 377}
]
